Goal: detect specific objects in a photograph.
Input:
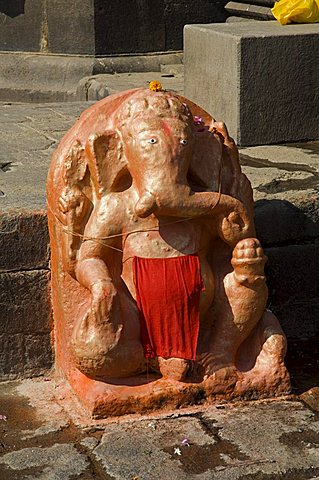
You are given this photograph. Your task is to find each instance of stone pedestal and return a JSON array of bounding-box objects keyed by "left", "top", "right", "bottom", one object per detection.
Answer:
[{"left": 184, "top": 22, "right": 319, "bottom": 146}]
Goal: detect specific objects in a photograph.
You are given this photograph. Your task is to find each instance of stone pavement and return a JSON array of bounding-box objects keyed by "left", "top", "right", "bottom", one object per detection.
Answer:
[{"left": 1, "top": 378, "right": 319, "bottom": 479}]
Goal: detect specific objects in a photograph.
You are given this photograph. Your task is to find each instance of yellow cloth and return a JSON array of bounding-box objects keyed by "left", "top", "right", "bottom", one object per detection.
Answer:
[{"left": 272, "top": 0, "right": 319, "bottom": 24}]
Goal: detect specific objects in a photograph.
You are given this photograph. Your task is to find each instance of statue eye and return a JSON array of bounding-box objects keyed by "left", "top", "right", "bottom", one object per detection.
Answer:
[
  {"left": 147, "top": 138, "right": 157, "bottom": 144},
  {"left": 180, "top": 139, "right": 188, "bottom": 145}
]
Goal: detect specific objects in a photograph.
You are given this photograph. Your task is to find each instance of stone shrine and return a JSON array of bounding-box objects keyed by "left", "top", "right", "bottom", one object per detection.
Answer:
[{"left": 47, "top": 87, "right": 290, "bottom": 418}]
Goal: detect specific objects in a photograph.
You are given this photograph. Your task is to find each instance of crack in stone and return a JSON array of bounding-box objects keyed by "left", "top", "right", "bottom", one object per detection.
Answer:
[
  {"left": 240, "top": 153, "right": 317, "bottom": 175},
  {"left": 0, "top": 162, "right": 12, "bottom": 173}
]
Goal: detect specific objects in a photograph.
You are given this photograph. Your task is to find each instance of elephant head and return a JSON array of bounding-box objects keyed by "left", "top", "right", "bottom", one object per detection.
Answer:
[{"left": 85, "top": 88, "right": 254, "bottom": 243}]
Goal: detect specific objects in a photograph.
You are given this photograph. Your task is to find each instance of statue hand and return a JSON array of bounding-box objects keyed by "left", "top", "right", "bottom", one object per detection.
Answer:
[
  {"left": 219, "top": 200, "right": 254, "bottom": 247},
  {"left": 91, "top": 279, "right": 118, "bottom": 325}
]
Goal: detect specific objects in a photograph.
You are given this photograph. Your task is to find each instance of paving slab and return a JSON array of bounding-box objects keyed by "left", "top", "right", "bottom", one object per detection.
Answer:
[{"left": 1, "top": 379, "right": 319, "bottom": 479}]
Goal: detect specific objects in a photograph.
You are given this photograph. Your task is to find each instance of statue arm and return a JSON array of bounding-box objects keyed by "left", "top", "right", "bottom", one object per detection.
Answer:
[{"left": 74, "top": 195, "right": 125, "bottom": 324}]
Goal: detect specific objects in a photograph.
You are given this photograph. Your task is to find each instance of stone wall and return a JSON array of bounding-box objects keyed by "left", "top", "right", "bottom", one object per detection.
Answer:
[
  {"left": 0, "top": 0, "right": 228, "bottom": 55},
  {"left": 0, "top": 212, "right": 52, "bottom": 380}
]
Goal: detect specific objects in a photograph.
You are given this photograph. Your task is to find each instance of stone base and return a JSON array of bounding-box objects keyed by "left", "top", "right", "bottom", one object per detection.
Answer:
[
  {"left": 65, "top": 313, "right": 290, "bottom": 419},
  {"left": 66, "top": 367, "right": 290, "bottom": 420},
  {"left": 184, "top": 22, "right": 319, "bottom": 146}
]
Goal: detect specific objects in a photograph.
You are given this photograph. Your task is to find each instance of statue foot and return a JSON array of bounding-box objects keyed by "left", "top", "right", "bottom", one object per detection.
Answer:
[
  {"left": 203, "top": 365, "right": 238, "bottom": 394},
  {"left": 158, "top": 357, "right": 191, "bottom": 381},
  {"left": 231, "top": 238, "right": 267, "bottom": 286},
  {"left": 236, "top": 310, "right": 291, "bottom": 395},
  {"left": 197, "top": 352, "right": 238, "bottom": 392}
]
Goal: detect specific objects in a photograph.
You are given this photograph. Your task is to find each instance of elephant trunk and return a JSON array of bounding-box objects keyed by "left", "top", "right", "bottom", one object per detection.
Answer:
[{"left": 135, "top": 188, "right": 255, "bottom": 245}]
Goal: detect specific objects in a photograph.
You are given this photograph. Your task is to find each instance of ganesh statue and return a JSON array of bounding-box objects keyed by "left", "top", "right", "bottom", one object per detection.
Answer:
[{"left": 47, "top": 87, "right": 290, "bottom": 418}]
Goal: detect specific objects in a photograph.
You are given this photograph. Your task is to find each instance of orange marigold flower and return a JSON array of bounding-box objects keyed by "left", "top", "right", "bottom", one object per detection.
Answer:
[{"left": 149, "top": 80, "right": 163, "bottom": 92}]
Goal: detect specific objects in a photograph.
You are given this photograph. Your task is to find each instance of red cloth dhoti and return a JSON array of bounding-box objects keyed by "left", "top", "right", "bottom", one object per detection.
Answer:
[{"left": 133, "top": 254, "right": 203, "bottom": 360}]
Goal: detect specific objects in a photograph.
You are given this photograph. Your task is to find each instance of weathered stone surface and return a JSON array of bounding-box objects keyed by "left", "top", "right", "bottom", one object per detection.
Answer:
[
  {"left": 0, "top": 333, "right": 52, "bottom": 380},
  {"left": 93, "top": 416, "right": 216, "bottom": 479},
  {"left": 184, "top": 22, "right": 319, "bottom": 146},
  {"left": 0, "top": 102, "right": 89, "bottom": 211},
  {"left": 2, "top": 380, "right": 319, "bottom": 479},
  {"left": 0, "top": 444, "right": 89, "bottom": 479},
  {"left": 0, "top": 0, "right": 43, "bottom": 53},
  {"left": 202, "top": 401, "right": 319, "bottom": 479},
  {"left": 225, "top": 2, "right": 274, "bottom": 19},
  {"left": 24, "top": 334, "right": 53, "bottom": 375},
  {"left": 92, "top": 401, "right": 319, "bottom": 479},
  {"left": 0, "top": 0, "right": 227, "bottom": 55},
  {"left": 240, "top": 142, "right": 319, "bottom": 245},
  {"left": 0, "top": 212, "right": 49, "bottom": 272},
  {"left": 0, "top": 270, "right": 51, "bottom": 334},
  {"left": 254, "top": 199, "right": 319, "bottom": 246},
  {"left": 266, "top": 244, "right": 319, "bottom": 339},
  {"left": 0, "top": 334, "right": 25, "bottom": 377},
  {"left": 93, "top": 0, "right": 228, "bottom": 55},
  {"left": 0, "top": 51, "right": 183, "bottom": 103},
  {"left": 0, "top": 52, "right": 94, "bottom": 103},
  {"left": 0, "top": 270, "right": 52, "bottom": 379},
  {"left": 76, "top": 72, "right": 184, "bottom": 101}
]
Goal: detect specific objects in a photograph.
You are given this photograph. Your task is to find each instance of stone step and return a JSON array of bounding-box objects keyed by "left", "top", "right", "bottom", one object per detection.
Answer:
[
  {"left": 225, "top": 2, "right": 274, "bottom": 19},
  {"left": 0, "top": 51, "right": 183, "bottom": 103}
]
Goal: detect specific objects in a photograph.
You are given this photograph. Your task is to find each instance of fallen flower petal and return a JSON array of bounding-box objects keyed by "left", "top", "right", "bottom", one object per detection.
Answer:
[
  {"left": 181, "top": 438, "right": 190, "bottom": 447},
  {"left": 194, "top": 115, "right": 203, "bottom": 125}
]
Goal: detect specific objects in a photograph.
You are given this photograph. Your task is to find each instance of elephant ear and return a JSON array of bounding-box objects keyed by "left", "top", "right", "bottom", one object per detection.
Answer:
[
  {"left": 62, "top": 140, "right": 87, "bottom": 186},
  {"left": 86, "top": 130, "right": 128, "bottom": 199}
]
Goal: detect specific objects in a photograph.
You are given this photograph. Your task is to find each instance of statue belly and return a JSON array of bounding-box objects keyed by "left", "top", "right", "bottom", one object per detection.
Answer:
[{"left": 121, "top": 225, "right": 204, "bottom": 299}]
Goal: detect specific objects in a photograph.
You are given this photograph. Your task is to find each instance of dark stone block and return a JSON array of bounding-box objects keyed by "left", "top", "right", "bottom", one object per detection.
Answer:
[
  {"left": 255, "top": 199, "right": 319, "bottom": 247},
  {"left": 24, "top": 333, "right": 53, "bottom": 375},
  {"left": 46, "top": 0, "right": 95, "bottom": 55},
  {"left": 0, "top": 0, "right": 25, "bottom": 17},
  {"left": 0, "top": 212, "right": 49, "bottom": 272},
  {"left": 0, "top": 269, "right": 52, "bottom": 379},
  {"left": 232, "top": 0, "right": 274, "bottom": 5},
  {"left": 0, "top": 333, "right": 52, "bottom": 379},
  {"left": 265, "top": 244, "right": 319, "bottom": 339},
  {"left": 0, "top": 0, "right": 228, "bottom": 55},
  {"left": 0, "top": 270, "right": 51, "bottom": 334},
  {"left": 0, "top": 0, "right": 43, "bottom": 52},
  {"left": 0, "top": 334, "right": 25, "bottom": 378}
]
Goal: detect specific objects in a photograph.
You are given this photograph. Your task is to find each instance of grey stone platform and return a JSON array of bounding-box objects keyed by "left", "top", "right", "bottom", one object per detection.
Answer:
[
  {"left": 184, "top": 21, "right": 319, "bottom": 146},
  {"left": 0, "top": 99, "right": 318, "bottom": 379},
  {"left": 1, "top": 379, "right": 319, "bottom": 479}
]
